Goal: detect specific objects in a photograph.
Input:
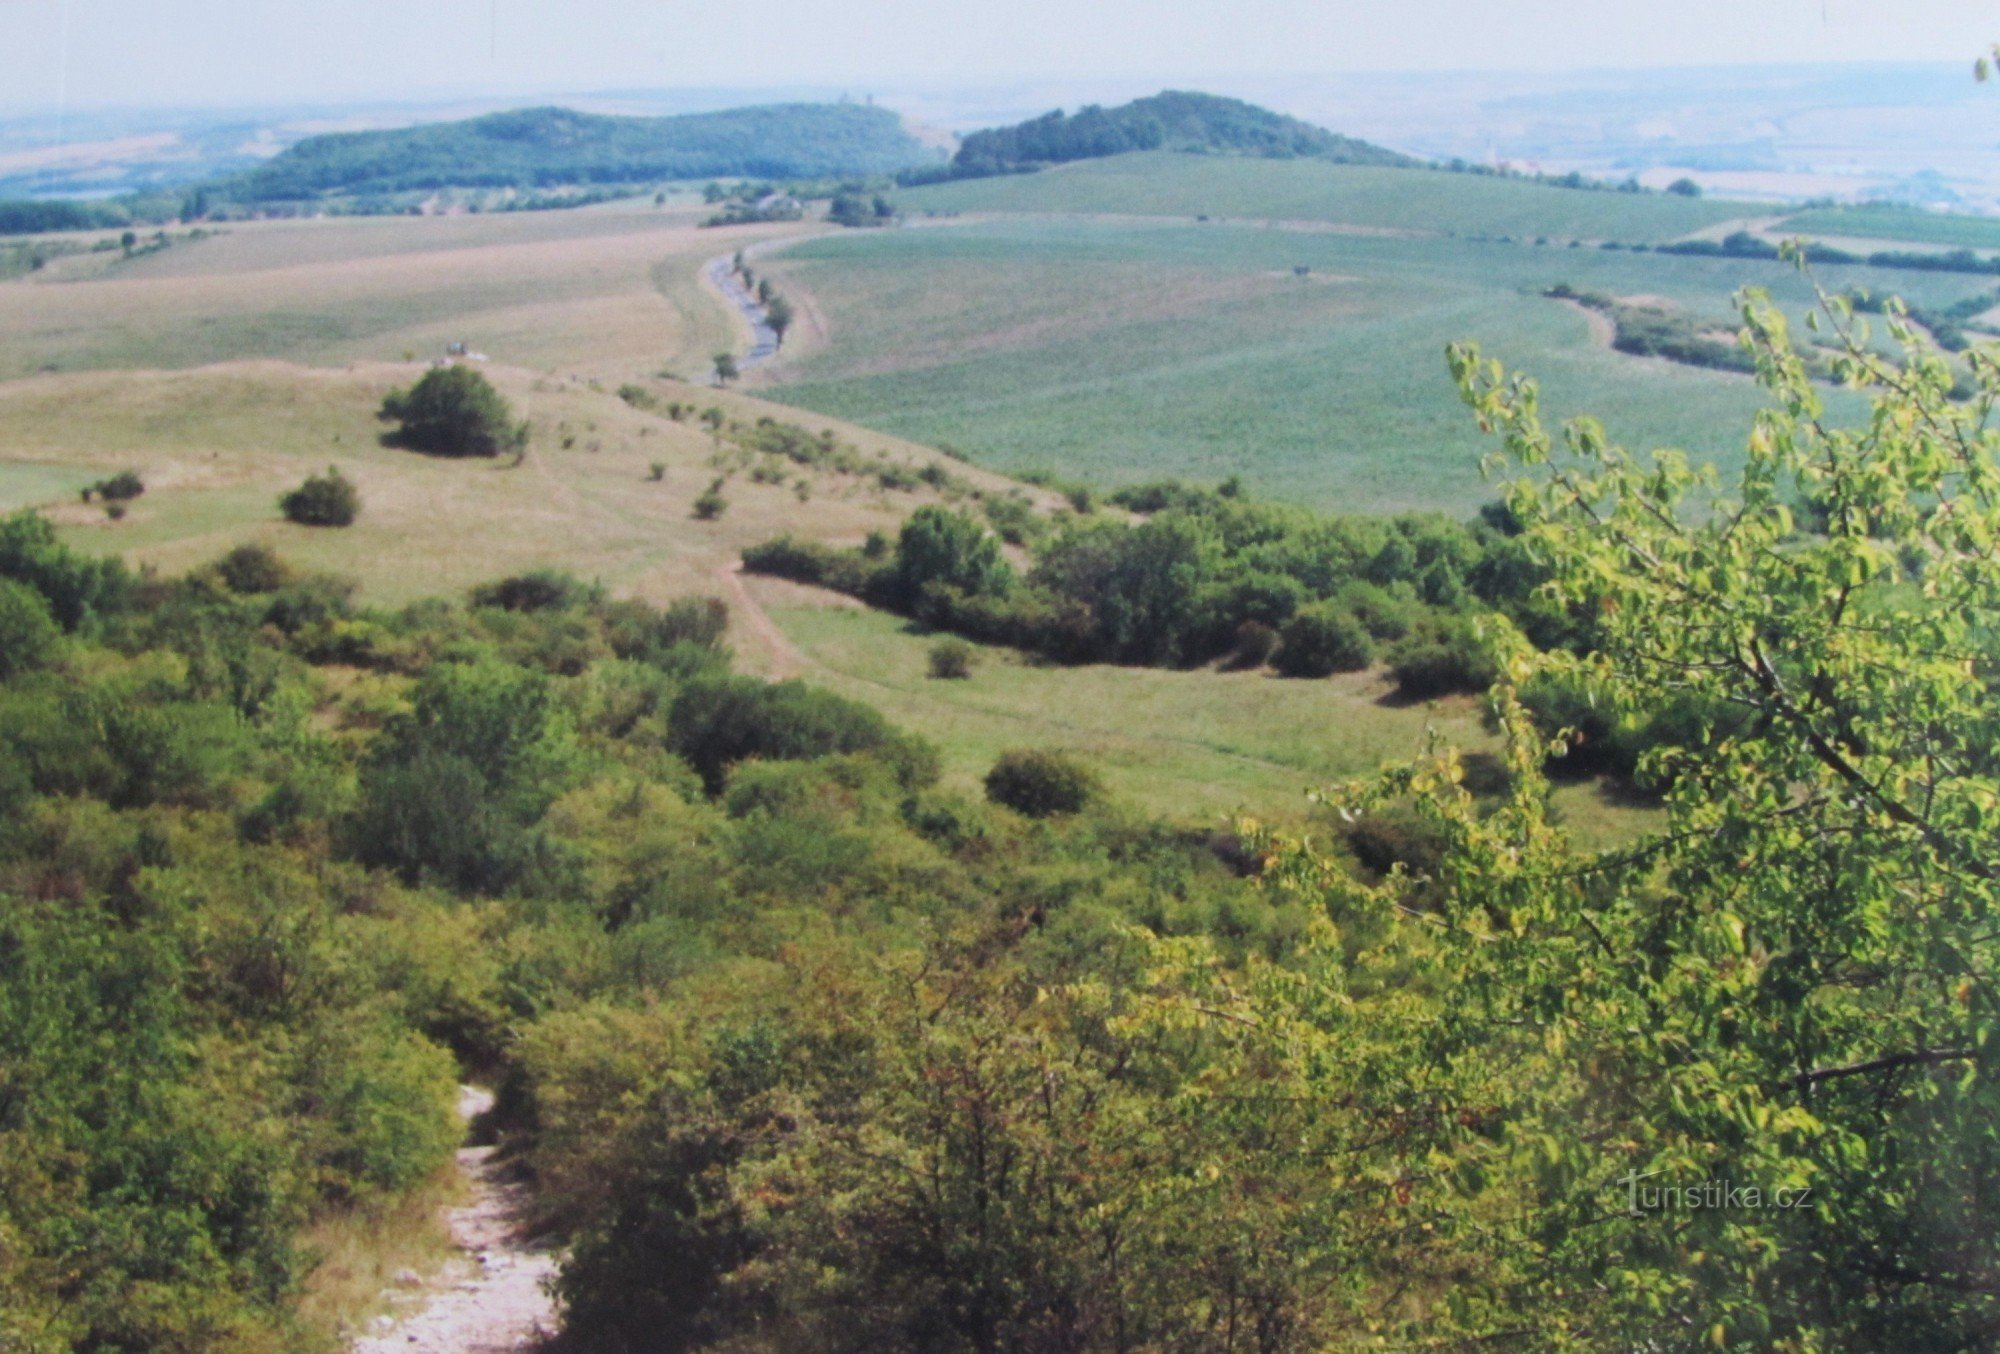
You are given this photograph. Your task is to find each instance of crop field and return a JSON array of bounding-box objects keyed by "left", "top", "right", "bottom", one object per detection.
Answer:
[
  {"left": 0, "top": 198, "right": 809, "bottom": 383},
  {"left": 756, "top": 210, "right": 1988, "bottom": 513},
  {"left": 1779, "top": 203, "right": 2000, "bottom": 252},
  {"left": 897, "top": 152, "right": 1761, "bottom": 243}
]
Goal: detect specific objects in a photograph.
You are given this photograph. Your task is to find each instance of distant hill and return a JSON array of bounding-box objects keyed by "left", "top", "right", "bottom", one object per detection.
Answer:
[
  {"left": 941, "top": 91, "right": 1414, "bottom": 179},
  {"left": 228, "top": 103, "right": 943, "bottom": 201}
]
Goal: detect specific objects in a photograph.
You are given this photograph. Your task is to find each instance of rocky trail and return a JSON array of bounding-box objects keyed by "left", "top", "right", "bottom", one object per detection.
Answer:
[{"left": 351, "top": 1087, "right": 561, "bottom": 1354}]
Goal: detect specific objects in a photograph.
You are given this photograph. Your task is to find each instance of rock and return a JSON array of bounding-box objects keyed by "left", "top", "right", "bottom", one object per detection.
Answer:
[{"left": 393, "top": 1267, "right": 424, "bottom": 1287}]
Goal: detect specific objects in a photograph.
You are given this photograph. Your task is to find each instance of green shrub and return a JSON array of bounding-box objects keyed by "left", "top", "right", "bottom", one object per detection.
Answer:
[
  {"left": 668, "top": 675, "right": 920, "bottom": 794},
  {"left": 90, "top": 470, "right": 146, "bottom": 502},
  {"left": 1231, "top": 619, "right": 1279, "bottom": 668},
  {"left": 0, "top": 510, "right": 128, "bottom": 630},
  {"left": 471, "top": 570, "right": 601, "bottom": 613},
  {"left": 279, "top": 466, "right": 361, "bottom": 526},
  {"left": 928, "top": 637, "right": 976, "bottom": 679},
  {"left": 379, "top": 365, "right": 526, "bottom": 457},
  {"left": 984, "top": 748, "right": 1099, "bottom": 817},
  {"left": 215, "top": 542, "right": 292, "bottom": 594},
  {"left": 1387, "top": 616, "right": 1501, "bottom": 698},
  {"left": 0, "top": 578, "right": 59, "bottom": 678},
  {"left": 1274, "top": 606, "right": 1371, "bottom": 678},
  {"left": 693, "top": 478, "right": 728, "bottom": 520}
]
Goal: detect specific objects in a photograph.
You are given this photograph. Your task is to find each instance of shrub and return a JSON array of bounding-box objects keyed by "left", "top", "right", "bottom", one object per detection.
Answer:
[
  {"left": 928, "top": 637, "right": 975, "bottom": 679},
  {"left": 0, "top": 578, "right": 60, "bottom": 678},
  {"left": 667, "top": 675, "right": 921, "bottom": 794},
  {"left": 1274, "top": 606, "right": 1372, "bottom": 678},
  {"left": 0, "top": 510, "right": 129, "bottom": 630},
  {"left": 471, "top": 570, "right": 601, "bottom": 613},
  {"left": 984, "top": 748, "right": 1098, "bottom": 817},
  {"left": 215, "top": 543, "right": 292, "bottom": 594},
  {"left": 379, "top": 365, "right": 526, "bottom": 457},
  {"left": 280, "top": 467, "right": 361, "bottom": 527},
  {"left": 1231, "top": 619, "right": 1279, "bottom": 668},
  {"left": 91, "top": 471, "right": 145, "bottom": 502},
  {"left": 103, "top": 502, "right": 128, "bottom": 522},
  {"left": 1387, "top": 616, "right": 1501, "bottom": 699},
  {"left": 648, "top": 461, "right": 667, "bottom": 482},
  {"left": 693, "top": 478, "right": 728, "bottom": 520}
]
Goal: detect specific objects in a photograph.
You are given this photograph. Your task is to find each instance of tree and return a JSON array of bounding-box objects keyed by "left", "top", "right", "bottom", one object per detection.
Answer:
[
  {"left": 1666, "top": 176, "right": 1702, "bottom": 197},
  {"left": 0, "top": 577, "right": 59, "bottom": 678},
  {"left": 378, "top": 366, "right": 526, "bottom": 458},
  {"left": 692, "top": 477, "right": 729, "bottom": 521},
  {"left": 279, "top": 467, "right": 361, "bottom": 527},
  {"left": 892, "top": 507, "right": 1013, "bottom": 608},
  {"left": 765, "top": 295, "right": 795, "bottom": 346},
  {"left": 1273, "top": 604, "right": 1370, "bottom": 677},
  {"left": 927, "top": 637, "right": 975, "bottom": 679},
  {"left": 712, "top": 352, "right": 739, "bottom": 386}
]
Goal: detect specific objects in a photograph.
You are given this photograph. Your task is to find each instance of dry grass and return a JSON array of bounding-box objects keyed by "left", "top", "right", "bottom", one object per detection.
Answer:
[{"left": 292, "top": 1165, "right": 465, "bottom": 1350}]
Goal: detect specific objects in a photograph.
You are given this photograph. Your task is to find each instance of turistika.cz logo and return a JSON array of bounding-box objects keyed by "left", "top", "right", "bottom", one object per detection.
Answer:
[{"left": 1616, "top": 1171, "right": 1813, "bottom": 1216}]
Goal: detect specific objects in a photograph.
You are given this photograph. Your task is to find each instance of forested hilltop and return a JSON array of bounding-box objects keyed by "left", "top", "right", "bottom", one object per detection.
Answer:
[
  {"left": 227, "top": 102, "right": 941, "bottom": 201},
  {"left": 936, "top": 90, "right": 1413, "bottom": 179}
]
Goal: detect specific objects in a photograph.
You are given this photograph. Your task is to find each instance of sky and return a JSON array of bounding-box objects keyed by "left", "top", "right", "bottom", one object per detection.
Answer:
[{"left": 2, "top": 0, "right": 1998, "bottom": 113}]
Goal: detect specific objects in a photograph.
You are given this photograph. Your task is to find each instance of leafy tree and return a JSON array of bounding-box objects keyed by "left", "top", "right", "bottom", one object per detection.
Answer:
[
  {"left": 765, "top": 294, "right": 795, "bottom": 345},
  {"left": 1273, "top": 604, "right": 1371, "bottom": 677},
  {"left": 0, "top": 578, "right": 59, "bottom": 678},
  {"left": 215, "top": 542, "right": 293, "bottom": 593},
  {"left": 693, "top": 477, "right": 729, "bottom": 520},
  {"left": 0, "top": 510, "right": 128, "bottom": 631},
  {"left": 279, "top": 466, "right": 361, "bottom": 526},
  {"left": 893, "top": 506, "right": 1013, "bottom": 608},
  {"left": 712, "top": 352, "right": 739, "bottom": 386},
  {"left": 1666, "top": 176, "right": 1703, "bottom": 196},
  {"left": 379, "top": 366, "right": 525, "bottom": 458}
]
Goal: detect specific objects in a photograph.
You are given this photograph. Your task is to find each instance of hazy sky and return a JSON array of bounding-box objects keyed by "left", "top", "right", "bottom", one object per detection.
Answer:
[{"left": 3, "top": 0, "right": 1998, "bottom": 112}]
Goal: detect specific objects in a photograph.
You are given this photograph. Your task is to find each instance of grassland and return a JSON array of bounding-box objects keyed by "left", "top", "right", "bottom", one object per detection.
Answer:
[
  {"left": 0, "top": 360, "right": 1021, "bottom": 618},
  {"left": 751, "top": 585, "right": 1652, "bottom": 842},
  {"left": 0, "top": 198, "right": 808, "bottom": 383},
  {"left": 898, "top": 152, "right": 1762, "bottom": 243},
  {"left": 1779, "top": 203, "right": 2000, "bottom": 252},
  {"left": 755, "top": 212, "right": 1995, "bottom": 513}
]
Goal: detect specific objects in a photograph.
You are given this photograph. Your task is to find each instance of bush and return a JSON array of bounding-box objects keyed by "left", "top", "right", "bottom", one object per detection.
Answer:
[
  {"left": 693, "top": 478, "right": 728, "bottom": 520},
  {"left": 1230, "top": 619, "right": 1279, "bottom": 668},
  {"left": 280, "top": 466, "right": 360, "bottom": 527},
  {"left": 928, "top": 637, "right": 975, "bottom": 679},
  {"left": 471, "top": 570, "right": 601, "bottom": 613},
  {"left": 0, "top": 510, "right": 129, "bottom": 630},
  {"left": 1274, "top": 606, "right": 1372, "bottom": 678},
  {"left": 379, "top": 365, "right": 526, "bottom": 458},
  {"left": 668, "top": 675, "right": 923, "bottom": 794},
  {"left": 0, "top": 577, "right": 60, "bottom": 678},
  {"left": 214, "top": 543, "right": 292, "bottom": 594},
  {"left": 984, "top": 748, "right": 1098, "bottom": 817},
  {"left": 1387, "top": 616, "right": 1501, "bottom": 699},
  {"left": 91, "top": 471, "right": 145, "bottom": 502}
]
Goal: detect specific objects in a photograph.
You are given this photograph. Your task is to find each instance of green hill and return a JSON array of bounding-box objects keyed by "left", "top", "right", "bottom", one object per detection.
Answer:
[
  {"left": 229, "top": 103, "right": 942, "bottom": 201},
  {"left": 941, "top": 90, "right": 1413, "bottom": 178}
]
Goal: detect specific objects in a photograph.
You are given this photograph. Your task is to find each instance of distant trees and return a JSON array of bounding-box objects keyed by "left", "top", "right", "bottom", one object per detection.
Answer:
[
  {"left": 280, "top": 466, "right": 361, "bottom": 526},
  {"left": 81, "top": 471, "right": 144, "bottom": 504},
  {"left": 712, "top": 353, "right": 739, "bottom": 386},
  {"left": 1665, "top": 176, "right": 1703, "bottom": 197},
  {"left": 0, "top": 578, "right": 59, "bottom": 678},
  {"left": 765, "top": 295, "right": 795, "bottom": 346},
  {"left": 379, "top": 367, "right": 526, "bottom": 458},
  {"left": 693, "top": 477, "right": 729, "bottom": 520}
]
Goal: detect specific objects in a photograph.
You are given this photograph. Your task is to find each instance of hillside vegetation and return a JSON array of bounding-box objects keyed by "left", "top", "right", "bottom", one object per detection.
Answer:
[
  {"left": 226, "top": 103, "right": 941, "bottom": 202},
  {"left": 941, "top": 90, "right": 1412, "bottom": 178}
]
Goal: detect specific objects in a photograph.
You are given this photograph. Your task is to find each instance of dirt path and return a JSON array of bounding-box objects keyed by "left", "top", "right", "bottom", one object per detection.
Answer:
[
  {"left": 717, "top": 562, "right": 806, "bottom": 679},
  {"left": 1555, "top": 296, "right": 1617, "bottom": 348},
  {"left": 351, "top": 1087, "right": 560, "bottom": 1354}
]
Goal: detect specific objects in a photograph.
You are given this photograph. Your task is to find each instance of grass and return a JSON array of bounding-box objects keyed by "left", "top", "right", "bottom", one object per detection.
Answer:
[
  {"left": 292, "top": 1164, "right": 465, "bottom": 1349},
  {"left": 756, "top": 587, "right": 1660, "bottom": 844},
  {"left": 1779, "top": 203, "right": 2000, "bottom": 253},
  {"left": 0, "top": 198, "right": 810, "bottom": 384},
  {"left": 897, "top": 152, "right": 1763, "bottom": 243},
  {"left": 755, "top": 213, "right": 1989, "bottom": 513},
  {"left": 0, "top": 361, "right": 1023, "bottom": 617}
]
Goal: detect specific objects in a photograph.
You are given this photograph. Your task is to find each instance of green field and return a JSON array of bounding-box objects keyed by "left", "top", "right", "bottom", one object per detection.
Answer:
[
  {"left": 898, "top": 152, "right": 1762, "bottom": 243},
  {"left": 759, "top": 590, "right": 1650, "bottom": 842},
  {"left": 1780, "top": 203, "right": 2000, "bottom": 252},
  {"left": 757, "top": 212, "right": 1991, "bottom": 513}
]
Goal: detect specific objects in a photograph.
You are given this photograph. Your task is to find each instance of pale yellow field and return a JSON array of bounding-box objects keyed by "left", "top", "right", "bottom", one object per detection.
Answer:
[{"left": 0, "top": 198, "right": 817, "bottom": 383}]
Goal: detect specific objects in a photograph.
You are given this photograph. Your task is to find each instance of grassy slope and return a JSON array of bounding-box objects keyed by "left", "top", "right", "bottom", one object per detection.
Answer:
[
  {"left": 0, "top": 198, "right": 794, "bottom": 384},
  {"left": 899, "top": 152, "right": 1761, "bottom": 243},
  {"left": 756, "top": 587, "right": 1654, "bottom": 844},
  {"left": 1779, "top": 204, "right": 2000, "bottom": 252},
  {"left": 756, "top": 213, "right": 1995, "bottom": 513},
  {"left": 0, "top": 361, "right": 1015, "bottom": 614}
]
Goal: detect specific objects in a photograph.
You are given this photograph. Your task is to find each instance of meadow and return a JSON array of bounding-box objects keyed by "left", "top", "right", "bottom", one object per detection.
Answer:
[
  {"left": 749, "top": 583, "right": 1652, "bottom": 845},
  {"left": 897, "top": 152, "right": 1758, "bottom": 242},
  {"left": 756, "top": 206, "right": 1992, "bottom": 513},
  {"left": 1779, "top": 202, "right": 2000, "bottom": 251}
]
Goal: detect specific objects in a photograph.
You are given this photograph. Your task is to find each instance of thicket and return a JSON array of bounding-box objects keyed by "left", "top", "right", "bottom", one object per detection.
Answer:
[{"left": 747, "top": 492, "right": 1560, "bottom": 698}]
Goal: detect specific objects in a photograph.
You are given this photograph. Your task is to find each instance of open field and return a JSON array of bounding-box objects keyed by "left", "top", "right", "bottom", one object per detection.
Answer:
[
  {"left": 0, "top": 360, "right": 1029, "bottom": 622},
  {"left": 0, "top": 197, "right": 814, "bottom": 383},
  {"left": 753, "top": 585, "right": 1653, "bottom": 842},
  {"left": 897, "top": 153, "right": 1764, "bottom": 242},
  {"left": 754, "top": 210, "right": 1990, "bottom": 513},
  {"left": 1779, "top": 203, "right": 2000, "bottom": 252}
]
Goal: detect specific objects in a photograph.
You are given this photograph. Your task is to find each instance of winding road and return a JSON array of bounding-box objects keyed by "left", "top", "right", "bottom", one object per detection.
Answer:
[{"left": 703, "top": 251, "right": 781, "bottom": 376}]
